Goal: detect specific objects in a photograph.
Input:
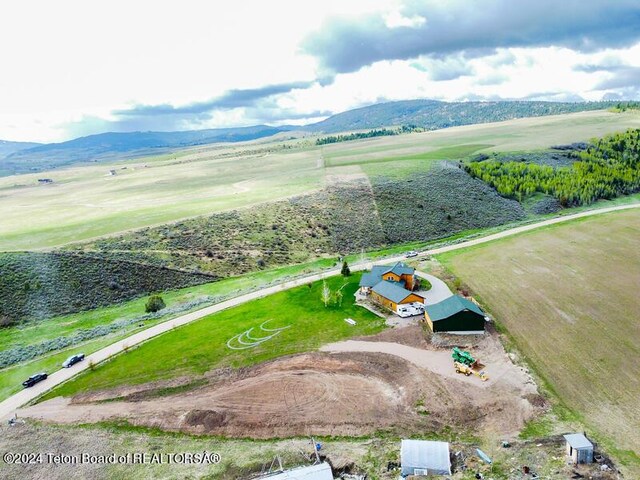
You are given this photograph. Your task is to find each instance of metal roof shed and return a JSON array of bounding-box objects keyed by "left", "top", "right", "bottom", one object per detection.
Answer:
[
  {"left": 401, "top": 440, "right": 451, "bottom": 476},
  {"left": 563, "top": 433, "right": 594, "bottom": 464},
  {"left": 257, "top": 462, "right": 333, "bottom": 480}
]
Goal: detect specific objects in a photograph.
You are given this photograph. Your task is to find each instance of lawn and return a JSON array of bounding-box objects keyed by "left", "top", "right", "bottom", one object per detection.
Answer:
[
  {"left": 438, "top": 209, "right": 640, "bottom": 476},
  {"left": 43, "top": 273, "right": 384, "bottom": 399},
  {"left": 0, "top": 257, "right": 346, "bottom": 402},
  {"left": 1, "top": 109, "right": 639, "bottom": 250}
]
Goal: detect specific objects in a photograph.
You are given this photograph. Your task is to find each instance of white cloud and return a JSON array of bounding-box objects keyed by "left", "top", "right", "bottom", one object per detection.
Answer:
[{"left": 1, "top": 1, "right": 639, "bottom": 142}]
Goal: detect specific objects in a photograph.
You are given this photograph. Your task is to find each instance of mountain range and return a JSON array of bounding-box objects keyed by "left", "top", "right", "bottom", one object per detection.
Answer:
[{"left": 0, "top": 99, "right": 618, "bottom": 176}]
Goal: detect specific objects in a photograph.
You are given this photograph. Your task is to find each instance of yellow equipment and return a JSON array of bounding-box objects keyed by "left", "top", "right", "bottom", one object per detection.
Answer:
[{"left": 454, "top": 361, "right": 489, "bottom": 381}]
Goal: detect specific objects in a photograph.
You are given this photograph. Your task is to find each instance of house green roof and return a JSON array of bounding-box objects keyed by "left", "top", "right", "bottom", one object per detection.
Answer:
[
  {"left": 359, "top": 272, "right": 380, "bottom": 288},
  {"left": 371, "top": 280, "right": 420, "bottom": 304},
  {"left": 424, "top": 295, "right": 484, "bottom": 321},
  {"left": 383, "top": 262, "right": 414, "bottom": 277},
  {"left": 361, "top": 263, "right": 414, "bottom": 288}
]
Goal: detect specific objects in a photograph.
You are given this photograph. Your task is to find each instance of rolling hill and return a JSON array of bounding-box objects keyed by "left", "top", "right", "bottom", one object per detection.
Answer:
[
  {"left": 0, "top": 100, "right": 621, "bottom": 176},
  {"left": 0, "top": 125, "right": 287, "bottom": 175}
]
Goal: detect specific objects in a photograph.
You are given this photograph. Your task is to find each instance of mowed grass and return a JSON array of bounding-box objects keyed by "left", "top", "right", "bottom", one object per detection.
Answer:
[
  {"left": 438, "top": 209, "right": 640, "bottom": 475},
  {"left": 1, "top": 109, "right": 639, "bottom": 251},
  {"left": 0, "top": 256, "right": 343, "bottom": 402},
  {"left": 43, "top": 273, "right": 383, "bottom": 399}
]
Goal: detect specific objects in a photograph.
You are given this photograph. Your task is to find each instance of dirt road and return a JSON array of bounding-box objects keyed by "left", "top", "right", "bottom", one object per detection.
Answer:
[{"left": 1, "top": 202, "right": 637, "bottom": 420}]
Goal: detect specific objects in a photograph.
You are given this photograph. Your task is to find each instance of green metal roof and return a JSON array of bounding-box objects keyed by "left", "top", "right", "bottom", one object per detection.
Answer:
[
  {"left": 425, "top": 295, "right": 484, "bottom": 321},
  {"left": 385, "top": 262, "right": 414, "bottom": 276},
  {"left": 359, "top": 272, "right": 380, "bottom": 288},
  {"left": 371, "top": 280, "right": 418, "bottom": 304}
]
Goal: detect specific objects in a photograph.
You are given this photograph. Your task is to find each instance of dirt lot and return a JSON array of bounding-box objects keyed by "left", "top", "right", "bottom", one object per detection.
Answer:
[{"left": 18, "top": 327, "right": 540, "bottom": 441}]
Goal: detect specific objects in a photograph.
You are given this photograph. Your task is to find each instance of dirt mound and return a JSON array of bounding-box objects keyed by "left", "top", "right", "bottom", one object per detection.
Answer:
[{"left": 184, "top": 409, "right": 227, "bottom": 429}]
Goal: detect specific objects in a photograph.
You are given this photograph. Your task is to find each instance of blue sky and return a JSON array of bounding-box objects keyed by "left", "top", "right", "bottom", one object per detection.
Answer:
[{"left": 1, "top": 0, "right": 640, "bottom": 142}]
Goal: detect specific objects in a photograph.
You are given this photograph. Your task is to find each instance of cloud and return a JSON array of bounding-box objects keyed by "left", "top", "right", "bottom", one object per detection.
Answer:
[
  {"left": 576, "top": 58, "right": 640, "bottom": 92},
  {"left": 410, "top": 55, "right": 474, "bottom": 81},
  {"left": 302, "top": 0, "right": 640, "bottom": 75},
  {"left": 114, "top": 81, "right": 316, "bottom": 117}
]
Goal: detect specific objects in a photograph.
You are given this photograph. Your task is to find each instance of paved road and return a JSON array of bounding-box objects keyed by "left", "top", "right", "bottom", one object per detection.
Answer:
[{"left": 1, "top": 202, "right": 638, "bottom": 421}]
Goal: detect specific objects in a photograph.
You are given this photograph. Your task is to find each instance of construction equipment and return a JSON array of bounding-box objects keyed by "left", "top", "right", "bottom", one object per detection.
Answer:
[
  {"left": 454, "top": 361, "right": 489, "bottom": 381},
  {"left": 452, "top": 347, "right": 482, "bottom": 369}
]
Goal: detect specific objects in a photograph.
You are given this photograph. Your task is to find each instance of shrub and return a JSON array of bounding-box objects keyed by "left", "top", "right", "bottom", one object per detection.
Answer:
[{"left": 145, "top": 295, "right": 166, "bottom": 313}]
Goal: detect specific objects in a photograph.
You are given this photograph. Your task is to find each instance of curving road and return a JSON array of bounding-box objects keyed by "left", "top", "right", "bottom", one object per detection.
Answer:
[{"left": 1, "top": 202, "right": 639, "bottom": 421}]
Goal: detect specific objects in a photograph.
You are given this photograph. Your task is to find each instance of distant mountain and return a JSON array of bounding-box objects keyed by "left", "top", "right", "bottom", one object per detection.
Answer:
[
  {"left": 0, "top": 140, "right": 41, "bottom": 158},
  {"left": 303, "top": 99, "right": 618, "bottom": 133},
  {"left": 1, "top": 125, "right": 287, "bottom": 175},
  {"left": 0, "top": 99, "right": 621, "bottom": 177}
]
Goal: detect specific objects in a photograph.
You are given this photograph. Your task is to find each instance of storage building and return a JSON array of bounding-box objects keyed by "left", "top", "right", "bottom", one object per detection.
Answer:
[
  {"left": 400, "top": 439, "right": 451, "bottom": 476},
  {"left": 424, "top": 295, "right": 486, "bottom": 333},
  {"left": 563, "top": 433, "right": 594, "bottom": 464}
]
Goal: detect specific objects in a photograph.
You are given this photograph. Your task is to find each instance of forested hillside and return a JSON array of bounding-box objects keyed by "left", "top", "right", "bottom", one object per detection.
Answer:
[{"left": 465, "top": 129, "right": 640, "bottom": 206}]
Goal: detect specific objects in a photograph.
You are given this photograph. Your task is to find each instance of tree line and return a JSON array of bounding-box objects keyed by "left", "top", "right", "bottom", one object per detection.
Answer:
[
  {"left": 464, "top": 128, "right": 640, "bottom": 207},
  {"left": 315, "top": 125, "right": 422, "bottom": 145}
]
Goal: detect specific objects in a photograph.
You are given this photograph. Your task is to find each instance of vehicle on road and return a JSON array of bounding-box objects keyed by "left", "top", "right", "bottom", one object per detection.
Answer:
[
  {"left": 22, "top": 373, "right": 47, "bottom": 388},
  {"left": 62, "top": 353, "right": 85, "bottom": 368},
  {"left": 405, "top": 250, "right": 418, "bottom": 258}
]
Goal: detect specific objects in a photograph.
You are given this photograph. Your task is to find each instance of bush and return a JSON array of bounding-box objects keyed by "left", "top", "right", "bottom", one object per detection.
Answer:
[{"left": 145, "top": 295, "right": 166, "bottom": 313}]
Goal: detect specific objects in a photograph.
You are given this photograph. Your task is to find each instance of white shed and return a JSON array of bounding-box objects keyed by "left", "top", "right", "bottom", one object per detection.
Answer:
[
  {"left": 564, "top": 433, "right": 594, "bottom": 464},
  {"left": 401, "top": 439, "right": 451, "bottom": 476},
  {"left": 258, "top": 462, "right": 333, "bottom": 480}
]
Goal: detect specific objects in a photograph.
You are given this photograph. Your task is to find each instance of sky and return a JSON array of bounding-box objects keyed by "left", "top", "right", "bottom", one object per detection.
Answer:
[{"left": 1, "top": 0, "right": 640, "bottom": 143}]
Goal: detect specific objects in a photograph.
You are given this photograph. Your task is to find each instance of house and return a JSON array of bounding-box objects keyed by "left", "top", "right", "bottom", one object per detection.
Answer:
[
  {"left": 359, "top": 262, "right": 423, "bottom": 313},
  {"left": 424, "top": 295, "right": 486, "bottom": 333},
  {"left": 400, "top": 439, "right": 451, "bottom": 476},
  {"left": 359, "top": 262, "right": 418, "bottom": 293},
  {"left": 257, "top": 462, "right": 333, "bottom": 480},
  {"left": 563, "top": 433, "right": 594, "bottom": 464}
]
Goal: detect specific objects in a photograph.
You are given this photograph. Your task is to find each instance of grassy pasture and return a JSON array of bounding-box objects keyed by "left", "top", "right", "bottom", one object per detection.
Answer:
[
  {"left": 43, "top": 273, "right": 383, "bottom": 399},
  {"left": 0, "top": 257, "right": 344, "bottom": 402},
  {"left": 1, "top": 110, "right": 639, "bottom": 251},
  {"left": 438, "top": 209, "right": 640, "bottom": 475}
]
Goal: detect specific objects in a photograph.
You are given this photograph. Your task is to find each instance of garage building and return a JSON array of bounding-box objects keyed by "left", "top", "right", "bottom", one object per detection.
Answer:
[{"left": 424, "top": 295, "right": 486, "bottom": 333}]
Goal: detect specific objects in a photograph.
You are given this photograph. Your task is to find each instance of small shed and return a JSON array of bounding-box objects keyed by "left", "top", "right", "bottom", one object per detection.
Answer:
[
  {"left": 564, "top": 433, "right": 593, "bottom": 464},
  {"left": 258, "top": 462, "right": 333, "bottom": 480},
  {"left": 424, "top": 295, "right": 486, "bottom": 333},
  {"left": 401, "top": 439, "right": 451, "bottom": 476}
]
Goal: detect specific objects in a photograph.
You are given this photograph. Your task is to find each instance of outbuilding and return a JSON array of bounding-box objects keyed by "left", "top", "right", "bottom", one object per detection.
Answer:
[
  {"left": 400, "top": 439, "right": 451, "bottom": 476},
  {"left": 424, "top": 295, "right": 486, "bottom": 333},
  {"left": 563, "top": 433, "right": 594, "bottom": 464},
  {"left": 257, "top": 462, "right": 333, "bottom": 480}
]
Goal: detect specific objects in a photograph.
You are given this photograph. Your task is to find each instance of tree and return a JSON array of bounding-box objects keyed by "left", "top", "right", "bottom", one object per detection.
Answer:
[
  {"left": 321, "top": 280, "right": 332, "bottom": 307},
  {"left": 145, "top": 295, "right": 166, "bottom": 313},
  {"left": 341, "top": 261, "right": 351, "bottom": 277}
]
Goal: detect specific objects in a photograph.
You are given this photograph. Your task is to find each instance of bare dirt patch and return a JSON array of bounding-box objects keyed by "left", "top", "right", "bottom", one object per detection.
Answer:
[{"left": 20, "top": 331, "right": 540, "bottom": 440}]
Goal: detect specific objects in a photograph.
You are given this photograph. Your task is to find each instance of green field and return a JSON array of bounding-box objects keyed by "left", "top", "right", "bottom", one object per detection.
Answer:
[
  {"left": 43, "top": 273, "right": 384, "bottom": 399},
  {"left": 438, "top": 209, "right": 640, "bottom": 476},
  {"left": 0, "top": 256, "right": 348, "bottom": 402},
  {"left": 2, "top": 109, "right": 639, "bottom": 251}
]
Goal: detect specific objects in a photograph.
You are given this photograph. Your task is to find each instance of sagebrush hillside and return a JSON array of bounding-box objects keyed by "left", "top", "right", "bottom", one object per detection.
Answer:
[
  {"left": 65, "top": 162, "right": 524, "bottom": 278},
  {"left": 0, "top": 252, "right": 214, "bottom": 323}
]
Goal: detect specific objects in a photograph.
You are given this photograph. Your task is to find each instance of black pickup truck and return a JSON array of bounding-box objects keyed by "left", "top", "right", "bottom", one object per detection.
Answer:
[{"left": 22, "top": 372, "right": 47, "bottom": 388}]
